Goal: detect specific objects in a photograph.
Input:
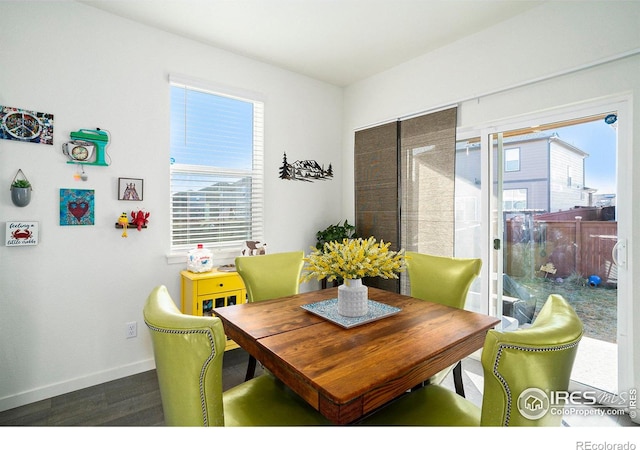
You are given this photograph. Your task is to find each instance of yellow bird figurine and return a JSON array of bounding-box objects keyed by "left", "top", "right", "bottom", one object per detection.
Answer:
[{"left": 118, "top": 212, "right": 129, "bottom": 238}]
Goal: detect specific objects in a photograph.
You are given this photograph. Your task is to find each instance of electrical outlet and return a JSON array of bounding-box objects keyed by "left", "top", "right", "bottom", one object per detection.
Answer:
[{"left": 126, "top": 321, "right": 137, "bottom": 339}]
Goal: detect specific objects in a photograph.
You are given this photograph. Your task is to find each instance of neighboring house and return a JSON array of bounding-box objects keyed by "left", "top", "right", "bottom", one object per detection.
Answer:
[
  {"left": 456, "top": 132, "right": 591, "bottom": 215},
  {"left": 456, "top": 133, "right": 617, "bottom": 283},
  {"left": 171, "top": 178, "right": 252, "bottom": 246}
]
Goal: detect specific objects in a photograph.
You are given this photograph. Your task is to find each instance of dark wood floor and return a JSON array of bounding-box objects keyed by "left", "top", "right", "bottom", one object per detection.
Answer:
[
  {"left": 0, "top": 348, "right": 262, "bottom": 426},
  {"left": 1, "top": 350, "right": 635, "bottom": 427}
]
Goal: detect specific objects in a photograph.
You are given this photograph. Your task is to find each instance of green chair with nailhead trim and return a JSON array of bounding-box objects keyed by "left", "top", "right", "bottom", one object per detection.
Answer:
[
  {"left": 143, "top": 285, "right": 330, "bottom": 426},
  {"left": 362, "top": 294, "right": 583, "bottom": 426}
]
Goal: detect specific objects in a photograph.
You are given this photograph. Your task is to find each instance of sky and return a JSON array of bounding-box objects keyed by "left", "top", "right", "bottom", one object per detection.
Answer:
[
  {"left": 170, "top": 85, "right": 253, "bottom": 170},
  {"left": 552, "top": 117, "right": 618, "bottom": 195}
]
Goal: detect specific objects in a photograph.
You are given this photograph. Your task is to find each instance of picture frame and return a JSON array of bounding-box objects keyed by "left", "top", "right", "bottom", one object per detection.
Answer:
[
  {"left": 6, "top": 221, "right": 39, "bottom": 246},
  {"left": 118, "top": 177, "right": 143, "bottom": 201},
  {"left": 1, "top": 105, "right": 54, "bottom": 145},
  {"left": 60, "top": 189, "right": 95, "bottom": 226}
]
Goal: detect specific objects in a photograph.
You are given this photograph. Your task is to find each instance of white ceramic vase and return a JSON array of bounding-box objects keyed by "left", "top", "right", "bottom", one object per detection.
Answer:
[{"left": 337, "top": 278, "right": 369, "bottom": 317}]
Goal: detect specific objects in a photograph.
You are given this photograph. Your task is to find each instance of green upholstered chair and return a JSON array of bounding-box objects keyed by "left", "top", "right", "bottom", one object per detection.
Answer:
[
  {"left": 143, "top": 285, "right": 330, "bottom": 426},
  {"left": 362, "top": 294, "right": 583, "bottom": 426},
  {"left": 235, "top": 251, "right": 305, "bottom": 380},
  {"left": 405, "top": 251, "right": 482, "bottom": 396}
]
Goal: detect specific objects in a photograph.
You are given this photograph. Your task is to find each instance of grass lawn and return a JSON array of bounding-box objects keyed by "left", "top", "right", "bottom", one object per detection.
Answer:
[{"left": 513, "top": 276, "right": 617, "bottom": 343}]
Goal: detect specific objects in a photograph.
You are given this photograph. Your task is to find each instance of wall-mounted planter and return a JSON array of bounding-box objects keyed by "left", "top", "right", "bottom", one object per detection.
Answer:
[{"left": 10, "top": 169, "right": 32, "bottom": 207}]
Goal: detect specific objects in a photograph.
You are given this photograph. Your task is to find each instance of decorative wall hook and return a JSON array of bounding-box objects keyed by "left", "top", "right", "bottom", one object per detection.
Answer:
[{"left": 115, "top": 210, "right": 149, "bottom": 233}]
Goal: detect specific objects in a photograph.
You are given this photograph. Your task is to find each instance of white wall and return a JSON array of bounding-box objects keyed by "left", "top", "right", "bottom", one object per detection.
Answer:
[
  {"left": 0, "top": 1, "right": 343, "bottom": 410},
  {"left": 343, "top": 0, "right": 640, "bottom": 416}
]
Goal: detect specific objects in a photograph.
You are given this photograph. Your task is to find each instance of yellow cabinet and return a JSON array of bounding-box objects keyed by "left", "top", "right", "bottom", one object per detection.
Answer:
[{"left": 180, "top": 269, "right": 247, "bottom": 351}]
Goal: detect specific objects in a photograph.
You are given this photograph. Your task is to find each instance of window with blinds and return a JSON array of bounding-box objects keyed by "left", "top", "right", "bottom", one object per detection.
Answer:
[{"left": 170, "top": 79, "right": 264, "bottom": 252}]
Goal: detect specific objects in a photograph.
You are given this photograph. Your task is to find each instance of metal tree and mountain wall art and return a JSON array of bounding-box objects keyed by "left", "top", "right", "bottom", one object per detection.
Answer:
[{"left": 279, "top": 152, "right": 333, "bottom": 182}]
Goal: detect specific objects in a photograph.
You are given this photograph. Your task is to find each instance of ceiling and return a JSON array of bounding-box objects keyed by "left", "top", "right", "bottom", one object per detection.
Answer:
[{"left": 80, "top": 0, "right": 544, "bottom": 87}]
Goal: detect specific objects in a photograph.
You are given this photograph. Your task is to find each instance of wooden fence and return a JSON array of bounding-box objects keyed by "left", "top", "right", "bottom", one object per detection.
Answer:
[{"left": 505, "top": 217, "right": 618, "bottom": 284}]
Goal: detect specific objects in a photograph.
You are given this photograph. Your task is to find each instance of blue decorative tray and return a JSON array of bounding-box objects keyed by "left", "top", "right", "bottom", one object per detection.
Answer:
[{"left": 301, "top": 298, "right": 401, "bottom": 329}]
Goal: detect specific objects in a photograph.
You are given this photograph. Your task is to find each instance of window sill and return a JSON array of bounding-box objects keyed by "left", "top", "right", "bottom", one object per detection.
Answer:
[{"left": 166, "top": 248, "right": 241, "bottom": 266}]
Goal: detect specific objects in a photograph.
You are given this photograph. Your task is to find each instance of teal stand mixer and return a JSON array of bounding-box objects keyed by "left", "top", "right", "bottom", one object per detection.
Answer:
[{"left": 67, "top": 128, "right": 110, "bottom": 166}]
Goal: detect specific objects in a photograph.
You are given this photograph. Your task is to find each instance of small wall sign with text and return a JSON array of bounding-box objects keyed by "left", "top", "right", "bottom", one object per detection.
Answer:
[{"left": 5, "top": 221, "right": 39, "bottom": 246}]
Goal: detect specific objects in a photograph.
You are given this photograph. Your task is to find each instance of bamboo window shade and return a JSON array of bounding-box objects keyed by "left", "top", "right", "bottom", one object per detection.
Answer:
[
  {"left": 400, "top": 107, "right": 458, "bottom": 258},
  {"left": 354, "top": 107, "right": 458, "bottom": 293}
]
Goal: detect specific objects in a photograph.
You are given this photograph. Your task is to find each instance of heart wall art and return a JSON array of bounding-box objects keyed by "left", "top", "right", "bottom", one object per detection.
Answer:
[{"left": 60, "top": 189, "right": 95, "bottom": 226}]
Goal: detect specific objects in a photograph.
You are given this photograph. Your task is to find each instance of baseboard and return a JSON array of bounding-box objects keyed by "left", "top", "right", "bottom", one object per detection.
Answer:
[{"left": 0, "top": 358, "right": 156, "bottom": 413}]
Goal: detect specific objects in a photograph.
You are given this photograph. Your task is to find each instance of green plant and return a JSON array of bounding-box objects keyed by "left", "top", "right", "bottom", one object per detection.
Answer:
[
  {"left": 315, "top": 220, "right": 357, "bottom": 250},
  {"left": 11, "top": 179, "right": 31, "bottom": 189}
]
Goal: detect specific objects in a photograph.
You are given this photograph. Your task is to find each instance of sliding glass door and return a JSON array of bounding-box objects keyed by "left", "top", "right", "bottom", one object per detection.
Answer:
[{"left": 455, "top": 98, "right": 632, "bottom": 403}]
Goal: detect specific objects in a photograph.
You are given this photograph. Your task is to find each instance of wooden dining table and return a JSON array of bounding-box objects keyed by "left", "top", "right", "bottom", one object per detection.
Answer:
[{"left": 213, "top": 286, "right": 500, "bottom": 425}]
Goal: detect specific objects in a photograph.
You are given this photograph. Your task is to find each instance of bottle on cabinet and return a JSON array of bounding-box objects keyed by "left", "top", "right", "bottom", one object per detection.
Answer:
[{"left": 187, "top": 244, "right": 213, "bottom": 273}]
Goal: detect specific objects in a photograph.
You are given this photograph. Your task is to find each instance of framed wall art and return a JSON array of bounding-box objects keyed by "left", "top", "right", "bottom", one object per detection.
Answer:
[
  {"left": 1, "top": 105, "right": 54, "bottom": 145},
  {"left": 60, "top": 189, "right": 95, "bottom": 226},
  {"left": 5, "top": 221, "right": 39, "bottom": 246},
  {"left": 118, "top": 177, "right": 143, "bottom": 201}
]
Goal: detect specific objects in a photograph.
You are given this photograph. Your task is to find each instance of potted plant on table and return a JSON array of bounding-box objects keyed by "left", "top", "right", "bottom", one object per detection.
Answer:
[
  {"left": 10, "top": 170, "right": 32, "bottom": 207},
  {"left": 301, "top": 237, "right": 406, "bottom": 317}
]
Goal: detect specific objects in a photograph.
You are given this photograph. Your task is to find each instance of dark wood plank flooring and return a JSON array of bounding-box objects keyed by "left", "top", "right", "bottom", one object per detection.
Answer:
[
  {"left": 0, "top": 348, "right": 262, "bottom": 426},
  {"left": 1, "top": 350, "right": 635, "bottom": 427}
]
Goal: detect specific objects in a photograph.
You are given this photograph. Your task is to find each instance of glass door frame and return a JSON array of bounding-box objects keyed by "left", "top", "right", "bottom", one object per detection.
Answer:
[{"left": 468, "top": 95, "right": 633, "bottom": 401}]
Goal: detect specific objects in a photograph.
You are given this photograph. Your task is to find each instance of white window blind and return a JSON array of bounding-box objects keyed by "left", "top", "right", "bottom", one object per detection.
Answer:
[{"left": 170, "top": 78, "right": 264, "bottom": 252}]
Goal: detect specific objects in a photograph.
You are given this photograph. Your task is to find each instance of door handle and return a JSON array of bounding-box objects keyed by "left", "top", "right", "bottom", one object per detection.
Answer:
[
  {"left": 493, "top": 239, "right": 501, "bottom": 250},
  {"left": 612, "top": 239, "right": 627, "bottom": 269}
]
